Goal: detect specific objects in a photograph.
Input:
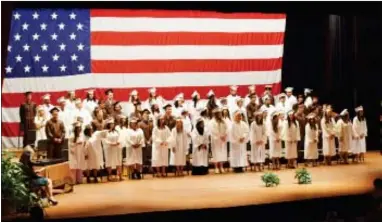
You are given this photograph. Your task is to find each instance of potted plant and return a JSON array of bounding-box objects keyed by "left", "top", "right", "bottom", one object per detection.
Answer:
[
  {"left": 261, "top": 172, "right": 280, "bottom": 187},
  {"left": 1, "top": 152, "right": 41, "bottom": 217},
  {"left": 295, "top": 168, "right": 312, "bottom": 184}
]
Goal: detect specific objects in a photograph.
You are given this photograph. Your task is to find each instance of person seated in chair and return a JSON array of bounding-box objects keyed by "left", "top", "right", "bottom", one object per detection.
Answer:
[{"left": 19, "top": 150, "right": 58, "bottom": 206}]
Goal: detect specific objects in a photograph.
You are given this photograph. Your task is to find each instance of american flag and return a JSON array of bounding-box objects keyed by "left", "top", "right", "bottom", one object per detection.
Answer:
[{"left": 1, "top": 9, "right": 286, "bottom": 148}]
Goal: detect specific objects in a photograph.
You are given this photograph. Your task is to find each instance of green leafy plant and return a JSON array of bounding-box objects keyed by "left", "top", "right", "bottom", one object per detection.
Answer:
[
  {"left": 261, "top": 172, "right": 280, "bottom": 187},
  {"left": 1, "top": 152, "right": 41, "bottom": 216},
  {"left": 295, "top": 168, "right": 312, "bottom": 184}
]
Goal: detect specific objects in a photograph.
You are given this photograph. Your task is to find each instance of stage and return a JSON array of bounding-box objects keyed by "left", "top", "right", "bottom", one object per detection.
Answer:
[{"left": 45, "top": 151, "right": 382, "bottom": 219}]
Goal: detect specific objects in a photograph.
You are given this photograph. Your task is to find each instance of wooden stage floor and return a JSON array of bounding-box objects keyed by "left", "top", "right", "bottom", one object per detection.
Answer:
[{"left": 45, "top": 151, "right": 382, "bottom": 219}]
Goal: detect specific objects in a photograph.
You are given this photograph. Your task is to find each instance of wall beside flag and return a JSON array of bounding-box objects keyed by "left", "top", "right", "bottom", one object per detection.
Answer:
[{"left": 1, "top": 9, "right": 286, "bottom": 148}]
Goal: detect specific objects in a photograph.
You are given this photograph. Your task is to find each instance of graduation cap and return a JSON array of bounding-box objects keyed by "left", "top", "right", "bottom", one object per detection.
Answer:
[
  {"left": 42, "top": 94, "right": 51, "bottom": 100},
  {"left": 207, "top": 90, "right": 215, "bottom": 97},
  {"left": 105, "top": 89, "right": 113, "bottom": 95},
  {"left": 191, "top": 90, "right": 199, "bottom": 98},
  {"left": 130, "top": 90, "right": 138, "bottom": 96},
  {"left": 180, "top": 108, "right": 189, "bottom": 114},
  {"left": 174, "top": 93, "right": 184, "bottom": 101},
  {"left": 355, "top": 106, "right": 363, "bottom": 112},
  {"left": 49, "top": 106, "right": 60, "bottom": 114},
  {"left": 230, "top": 85, "right": 238, "bottom": 91},
  {"left": 285, "top": 87, "right": 294, "bottom": 93},
  {"left": 262, "top": 94, "right": 271, "bottom": 102},
  {"left": 148, "top": 87, "right": 156, "bottom": 94},
  {"left": 37, "top": 105, "right": 44, "bottom": 111},
  {"left": 75, "top": 98, "right": 82, "bottom": 104},
  {"left": 248, "top": 85, "right": 256, "bottom": 91},
  {"left": 86, "top": 89, "right": 95, "bottom": 94},
  {"left": 235, "top": 97, "right": 243, "bottom": 102},
  {"left": 130, "top": 117, "right": 138, "bottom": 123},
  {"left": 287, "top": 109, "right": 294, "bottom": 115},
  {"left": 340, "top": 109, "right": 349, "bottom": 116},
  {"left": 278, "top": 93, "right": 286, "bottom": 98},
  {"left": 68, "top": 90, "right": 75, "bottom": 94},
  {"left": 57, "top": 97, "right": 66, "bottom": 104},
  {"left": 304, "top": 88, "right": 313, "bottom": 94},
  {"left": 222, "top": 105, "right": 229, "bottom": 110},
  {"left": 265, "top": 85, "right": 273, "bottom": 89},
  {"left": 163, "top": 103, "right": 172, "bottom": 110}
]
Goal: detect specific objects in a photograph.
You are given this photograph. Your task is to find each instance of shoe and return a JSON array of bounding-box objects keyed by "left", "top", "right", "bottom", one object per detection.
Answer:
[
  {"left": 48, "top": 198, "right": 59, "bottom": 206},
  {"left": 86, "top": 177, "right": 91, "bottom": 184},
  {"left": 214, "top": 168, "right": 219, "bottom": 174},
  {"left": 137, "top": 172, "right": 142, "bottom": 180}
]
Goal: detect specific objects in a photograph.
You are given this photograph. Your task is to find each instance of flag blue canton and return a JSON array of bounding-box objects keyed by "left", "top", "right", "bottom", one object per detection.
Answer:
[{"left": 5, "top": 9, "right": 91, "bottom": 78}]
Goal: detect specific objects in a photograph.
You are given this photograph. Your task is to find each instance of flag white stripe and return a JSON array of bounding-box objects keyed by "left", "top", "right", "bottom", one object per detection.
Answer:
[
  {"left": 2, "top": 108, "right": 19, "bottom": 123},
  {"left": 91, "top": 45, "right": 284, "bottom": 60},
  {"left": 2, "top": 70, "right": 282, "bottom": 93},
  {"left": 2, "top": 137, "right": 22, "bottom": 149},
  {"left": 90, "top": 17, "right": 286, "bottom": 33}
]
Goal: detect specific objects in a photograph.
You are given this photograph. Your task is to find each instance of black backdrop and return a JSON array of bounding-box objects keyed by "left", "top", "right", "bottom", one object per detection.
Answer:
[{"left": 2, "top": 2, "right": 381, "bottom": 150}]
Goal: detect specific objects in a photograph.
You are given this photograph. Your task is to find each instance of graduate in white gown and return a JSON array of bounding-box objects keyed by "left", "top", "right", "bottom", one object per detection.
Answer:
[
  {"left": 83, "top": 89, "right": 98, "bottom": 117},
  {"left": 64, "top": 90, "right": 77, "bottom": 114},
  {"left": 285, "top": 87, "right": 298, "bottom": 110},
  {"left": 230, "top": 110, "right": 250, "bottom": 173},
  {"left": 125, "top": 118, "right": 145, "bottom": 180},
  {"left": 321, "top": 107, "right": 337, "bottom": 165},
  {"left": 170, "top": 118, "right": 188, "bottom": 176},
  {"left": 336, "top": 109, "right": 353, "bottom": 164},
  {"left": 275, "top": 93, "right": 290, "bottom": 115},
  {"left": 230, "top": 97, "right": 248, "bottom": 124},
  {"left": 209, "top": 108, "right": 229, "bottom": 174},
  {"left": 34, "top": 106, "right": 48, "bottom": 148},
  {"left": 68, "top": 122, "right": 87, "bottom": 184},
  {"left": 152, "top": 115, "right": 172, "bottom": 177},
  {"left": 282, "top": 110, "right": 301, "bottom": 168},
  {"left": 83, "top": 125, "right": 108, "bottom": 183},
  {"left": 352, "top": 106, "right": 368, "bottom": 162},
  {"left": 189, "top": 91, "right": 206, "bottom": 126},
  {"left": 260, "top": 94, "right": 275, "bottom": 114},
  {"left": 144, "top": 87, "right": 165, "bottom": 112},
  {"left": 125, "top": 90, "right": 141, "bottom": 117},
  {"left": 226, "top": 85, "right": 240, "bottom": 112},
  {"left": 173, "top": 93, "right": 186, "bottom": 118},
  {"left": 72, "top": 98, "right": 92, "bottom": 126},
  {"left": 267, "top": 110, "right": 283, "bottom": 170},
  {"left": 304, "top": 113, "right": 319, "bottom": 166},
  {"left": 104, "top": 119, "right": 122, "bottom": 181},
  {"left": 250, "top": 111, "right": 267, "bottom": 171},
  {"left": 304, "top": 88, "right": 313, "bottom": 109},
  {"left": 41, "top": 94, "right": 54, "bottom": 119},
  {"left": 116, "top": 115, "right": 128, "bottom": 177},
  {"left": 244, "top": 85, "right": 259, "bottom": 107},
  {"left": 191, "top": 118, "right": 210, "bottom": 175}
]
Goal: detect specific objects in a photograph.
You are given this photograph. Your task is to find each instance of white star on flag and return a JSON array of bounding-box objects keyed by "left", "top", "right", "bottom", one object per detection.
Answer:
[
  {"left": 32, "top": 33, "right": 40, "bottom": 40},
  {"left": 15, "top": 55, "right": 23, "bottom": 62},
  {"left": 41, "top": 65, "right": 49, "bottom": 72},
  {"left": 32, "top": 12, "right": 39, "bottom": 19},
  {"left": 23, "top": 44, "right": 30, "bottom": 52},
  {"left": 58, "top": 23, "right": 65, "bottom": 30},
  {"left": 52, "top": 54, "right": 60, "bottom": 61},
  {"left": 13, "top": 12, "right": 21, "bottom": 20},
  {"left": 34, "top": 54, "right": 41, "bottom": 62},
  {"left": 5, "top": 66, "right": 12, "bottom": 73},
  {"left": 77, "top": 43, "right": 84, "bottom": 51},
  {"left": 40, "top": 23, "right": 47, "bottom": 31},
  {"left": 51, "top": 12, "right": 58, "bottom": 20},
  {"left": 77, "top": 23, "right": 83, "bottom": 31},
  {"left": 14, "top": 33, "right": 21, "bottom": 41},
  {"left": 7, "top": 45, "right": 11, "bottom": 52},
  {"left": 69, "top": 12, "right": 77, "bottom": 20},
  {"left": 69, "top": 33, "right": 76, "bottom": 40},
  {"left": 41, "top": 44, "right": 48, "bottom": 51},
  {"left": 24, "top": 65, "right": 31, "bottom": 73},
  {"left": 22, "top": 22, "right": 29, "bottom": 31},
  {"left": 59, "top": 43, "right": 66, "bottom": 51},
  {"left": 59, "top": 65, "right": 67, "bottom": 72},
  {"left": 51, "top": 33, "right": 58, "bottom": 41},
  {"left": 77, "top": 64, "right": 84, "bottom": 72},
  {"left": 71, "top": 54, "right": 78, "bottom": 61}
]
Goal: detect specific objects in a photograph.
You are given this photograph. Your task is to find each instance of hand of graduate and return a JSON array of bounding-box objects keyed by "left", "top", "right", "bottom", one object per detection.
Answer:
[
  {"left": 239, "top": 137, "right": 245, "bottom": 143},
  {"left": 314, "top": 139, "right": 318, "bottom": 143},
  {"left": 85, "top": 155, "right": 88, "bottom": 160},
  {"left": 115, "top": 142, "right": 120, "bottom": 146},
  {"left": 360, "top": 134, "right": 364, "bottom": 139},
  {"left": 276, "top": 139, "right": 280, "bottom": 143},
  {"left": 172, "top": 148, "right": 176, "bottom": 153},
  {"left": 340, "top": 137, "right": 344, "bottom": 142},
  {"left": 256, "top": 141, "right": 262, "bottom": 145}
]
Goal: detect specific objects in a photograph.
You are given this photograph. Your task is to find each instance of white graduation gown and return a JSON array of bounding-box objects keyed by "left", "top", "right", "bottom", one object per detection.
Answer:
[
  {"left": 42, "top": 104, "right": 54, "bottom": 119},
  {"left": 182, "top": 117, "right": 193, "bottom": 146},
  {"left": 34, "top": 116, "right": 47, "bottom": 147},
  {"left": 286, "top": 95, "right": 298, "bottom": 109},
  {"left": 104, "top": 131, "right": 121, "bottom": 168},
  {"left": 68, "top": 135, "right": 87, "bottom": 170},
  {"left": 267, "top": 120, "right": 283, "bottom": 158},
  {"left": 189, "top": 100, "right": 206, "bottom": 126},
  {"left": 152, "top": 126, "right": 172, "bottom": 167},
  {"left": 250, "top": 122, "right": 267, "bottom": 163},
  {"left": 275, "top": 102, "right": 290, "bottom": 115},
  {"left": 170, "top": 128, "right": 188, "bottom": 166},
  {"left": 223, "top": 117, "right": 232, "bottom": 142},
  {"left": 85, "top": 131, "right": 107, "bottom": 170},
  {"left": 352, "top": 117, "right": 367, "bottom": 154},
  {"left": 336, "top": 119, "right": 353, "bottom": 152},
  {"left": 143, "top": 96, "right": 165, "bottom": 111},
  {"left": 230, "top": 121, "right": 250, "bottom": 168},
  {"left": 321, "top": 118, "right": 336, "bottom": 156},
  {"left": 304, "top": 96, "right": 313, "bottom": 108},
  {"left": 83, "top": 99, "right": 98, "bottom": 116},
  {"left": 64, "top": 99, "right": 76, "bottom": 113},
  {"left": 116, "top": 126, "right": 128, "bottom": 164},
  {"left": 244, "top": 95, "right": 260, "bottom": 107},
  {"left": 210, "top": 119, "right": 229, "bottom": 162},
  {"left": 191, "top": 129, "right": 209, "bottom": 167},
  {"left": 226, "top": 94, "right": 239, "bottom": 111},
  {"left": 72, "top": 108, "right": 92, "bottom": 126},
  {"left": 304, "top": 124, "right": 319, "bottom": 160},
  {"left": 125, "top": 128, "right": 145, "bottom": 165},
  {"left": 58, "top": 109, "right": 72, "bottom": 138},
  {"left": 281, "top": 121, "right": 301, "bottom": 159},
  {"left": 230, "top": 106, "right": 248, "bottom": 124}
]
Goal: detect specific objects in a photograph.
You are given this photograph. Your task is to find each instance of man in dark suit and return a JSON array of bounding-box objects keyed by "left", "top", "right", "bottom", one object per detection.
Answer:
[
  {"left": 19, "top": 91, "right": 37, "bottom": 147},
  {"left": 104, "top": 89, "right": 115, "bottom": 118}
]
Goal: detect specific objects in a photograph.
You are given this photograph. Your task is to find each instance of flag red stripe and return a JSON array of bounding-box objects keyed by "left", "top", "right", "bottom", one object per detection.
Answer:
[
  {"left": 2, "top": 123, "right": 21, "bottom": 138},
  {"left": 2, "top": 83, "right": 281, "bottom": 108},
  {"left": 91, "top": 32, "right": 284, "bottom": 46},
  {"left": 90, "top": 9, "right": 286, "bottom": 19},
  {"left": 91, "top": 59, "right": 283, "bottom": 73}
]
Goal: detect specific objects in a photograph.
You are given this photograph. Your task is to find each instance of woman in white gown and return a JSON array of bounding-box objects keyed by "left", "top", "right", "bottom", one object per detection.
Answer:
[
  {"left": 281, "top": 110, "right": 300, "bottom": 169},
  {"left": 125, "top": 118, "right": 145, "bottom": 180},
  {"left": 34, "top": 106, "right": 48, "bottom": 148},
  {"left": 191, "top": 118, "right": 210, "bottom": 175},
  {"left": 152, "top": 116, "right": 172, "bottom": 177},
  {"left": 336, "top": 109, "right": 353, "bottom": 164},
  {"left": 68, "top": 122, "right": 87, "bottom": 184},
  {"left": 83, "top": 89, "right": 98, "bottom": 117},
  {"left": 267, "top": 110, "right": 283, "bottom": 170},
  {"left": 250, "top": 111, "right": 267, "bottom": 171},
  {"left": 222, "top": 106, "right": 232, "bottom": 158},
  {"left": 209, "top": 108, "right": 228, "bottom": 174},
  {"left": 321, "top": 107, "right": 337, "bottom": 165},
  {"left": 170, "top": 118, "right": 188, "bottom": 176},
  {"left": 104, "top": 119, "right": 122, "bottom": 181},
  {"left": 83, "top": 125, "right": 108, "bottom": 183},
  {"left": 352, "top": 106, "right": 367, "bottom": 162},
  {"left": 189, "top": 91, "right": 205, "bottom": 126},
  {"left": 230, "top": 110, "right": 250, "bottom": 173},
  {"left": 304, "top": 113, "right": 319, "bottom": 166}
]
